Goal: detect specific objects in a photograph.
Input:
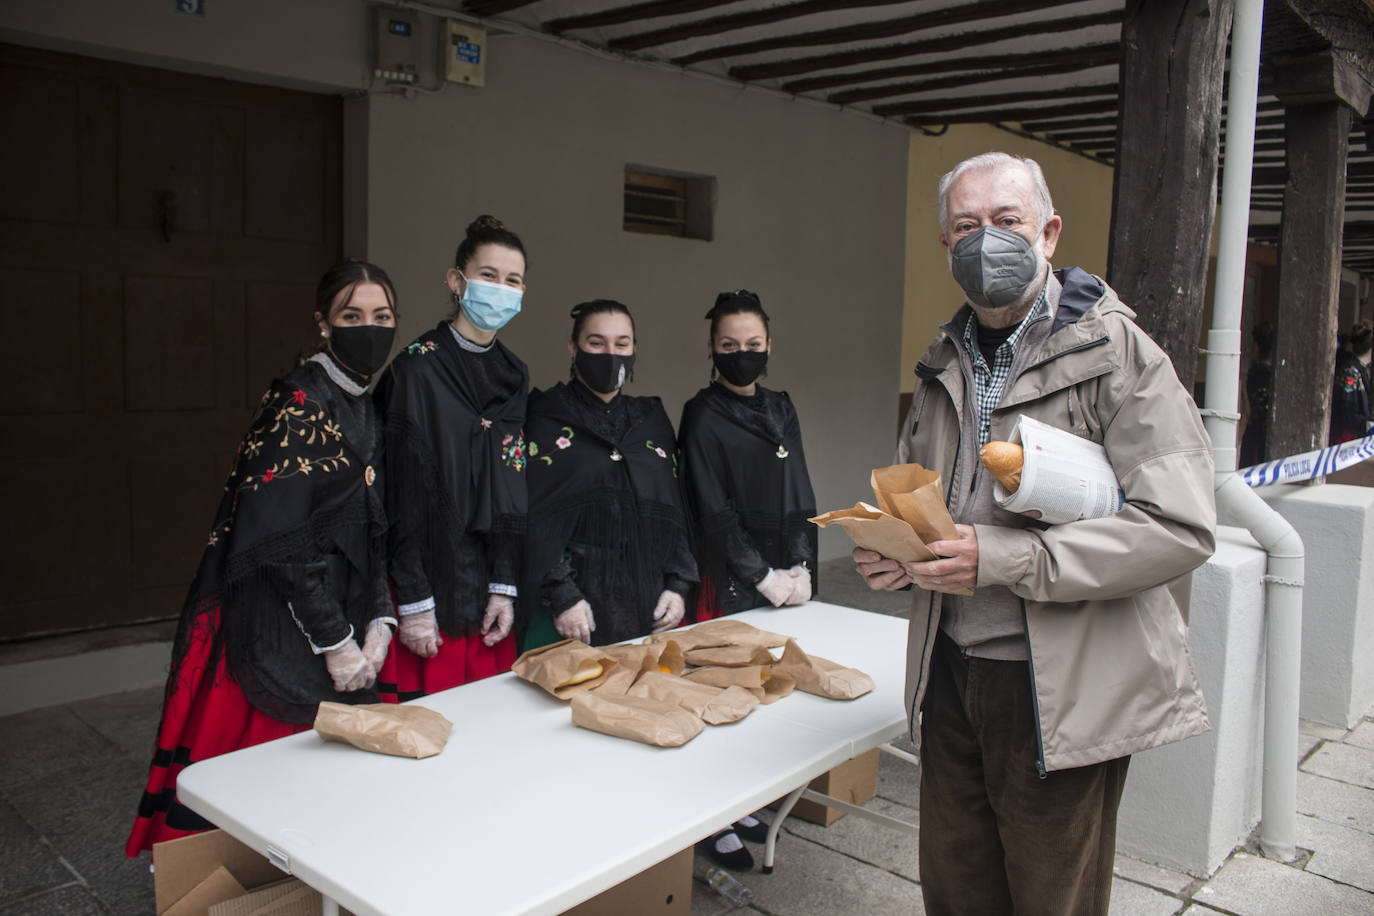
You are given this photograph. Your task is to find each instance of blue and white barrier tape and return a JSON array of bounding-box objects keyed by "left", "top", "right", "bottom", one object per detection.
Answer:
[{"left": 1238, "top": 431, "right": 1374, "bottom": 487}]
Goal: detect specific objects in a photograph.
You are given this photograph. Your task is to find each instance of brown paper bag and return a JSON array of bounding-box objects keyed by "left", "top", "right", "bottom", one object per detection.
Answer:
[
  {"left": 313, "top": 702, "right": 452, "bottom": 759},
  {"left": 647, "top": 618, "right": 788, "bottom": 652},
  {"left": 628, "top": 670, "right": 760, "bottom": 725},
  {"left": 593, "top": 641, "right": 686, "bottom": 695},
  {"left": 683, "top": 665, "right": 795, "bottom": 704},
  {"left": 511, "top": 639, "right": 618, "bottom": 698},
  {"left": 570, "top": 692, "right": 704, "bottom": 747},
  {"left": 871, "top": 464, "right": 960, "bottom": 544},
  {"left": 773, "top": 640, "right": 875, "bottom": 700},
  {"left": 682, "top": 644, "right": 776, "bottom": 668},
  {"left": 810, "top": 501, "right": 937, "bottom": 563}
]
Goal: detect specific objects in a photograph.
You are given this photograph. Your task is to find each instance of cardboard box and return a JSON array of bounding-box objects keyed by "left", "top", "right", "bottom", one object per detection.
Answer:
[
  {"left": 561, "top": 847, "right": 692, "bottom": 916},
  {"left": 154, "top": 830, "right": 355, "bottom": 916},
  {"left": 773, "top": 747, "right": 880, "bottom": 826}
]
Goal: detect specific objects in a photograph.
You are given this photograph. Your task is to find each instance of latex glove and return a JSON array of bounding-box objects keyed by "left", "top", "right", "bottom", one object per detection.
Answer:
[
  {"left": 554, "top": 599, "right": 595, "bottom": 644},
  {"left": 324, "top": 639, "right": 374, "bottom": 692},
  {"left": 399, "top": 609, "right": 442, "bottom": 659},
  {"left": 651, "top": 590, "right": 686, "bottom": 633},
  {"left": 361, "top": 618, "right": 394, "bottom": 670},
  {"left": 783, "top": 565, "right": 812, "bottom": 606},
  {"left": 481, "top": 594, "right": 515, "bottom": 646},
  {"left": 755, "top": 568, "right": 796, "bottom": 607}
]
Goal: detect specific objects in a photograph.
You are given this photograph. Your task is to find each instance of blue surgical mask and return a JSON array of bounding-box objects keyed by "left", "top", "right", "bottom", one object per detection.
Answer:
[{"left": 459, "top": 273, "right": 523, "bottom": 331}]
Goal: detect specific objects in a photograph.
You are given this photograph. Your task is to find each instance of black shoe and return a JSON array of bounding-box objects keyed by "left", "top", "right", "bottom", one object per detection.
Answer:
[
  {"left": 732, "top": 816, "right": 770, "bottom": 844},
  {"left": 698, "top": 829, "right": 754, "bottom": 872}
]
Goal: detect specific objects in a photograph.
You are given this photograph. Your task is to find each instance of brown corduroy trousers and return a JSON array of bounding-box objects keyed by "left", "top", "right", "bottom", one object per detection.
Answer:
[{"left": 918, "top": 632, "right": 1130, "bottom": 916}]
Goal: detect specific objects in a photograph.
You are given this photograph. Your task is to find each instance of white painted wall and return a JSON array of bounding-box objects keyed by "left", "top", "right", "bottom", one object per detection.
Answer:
[
  {"left": 1119, "top": 527, "right": 1268, "bottom": 876},
  {"left": 1259, "top": 484, "right": 1374, "bottom": 728},
  {"left": 365, "top": 34, "right": 909, "bottom": 561}
]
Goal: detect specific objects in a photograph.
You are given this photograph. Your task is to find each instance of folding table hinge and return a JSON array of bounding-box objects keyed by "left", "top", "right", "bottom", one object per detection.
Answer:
[{"left": 266, "top": 845, "right": 292, "bottom": 874}]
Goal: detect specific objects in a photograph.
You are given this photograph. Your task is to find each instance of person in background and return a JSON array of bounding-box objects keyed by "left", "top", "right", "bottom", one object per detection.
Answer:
[
  {"left": 1239, "top": 320, "right": 1275, "bottom": 466},
  {"left": 520, "top": 300, "right": 697, "bottom": 650},
  {"left": 375, "top": 216, "right": 529, "bottom": 698},
  {"left": 855, "top": 152, "right": 1214, "bottom": 915},
  {"left": 1330, "top": 320, "right": 1372, "bottom": 444},
  {"left": 127, "top": 260, "right": 398, "bottom": 855},
  {"left": 679, "top": 289, "right": 817, "bottom": 618}
]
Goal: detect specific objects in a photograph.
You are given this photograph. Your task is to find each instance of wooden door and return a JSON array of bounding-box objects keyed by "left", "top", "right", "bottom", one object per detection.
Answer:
[{"left": 0, "top": 44, "right": 341, "bottom": 639}]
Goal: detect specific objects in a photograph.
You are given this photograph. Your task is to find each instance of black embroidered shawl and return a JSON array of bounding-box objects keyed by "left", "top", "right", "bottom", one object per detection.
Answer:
[
  {"left": 376, "top": 322, "right": 529, "bottom": 634},
  {"left": 170, "top": 359, "right": 389, "bottom": 723},
  {"left": 522, "top": 382, "right": 697, "bottom": 645},
  {"left": 678, "top": 383, "right": 818, "bottom": 613}
]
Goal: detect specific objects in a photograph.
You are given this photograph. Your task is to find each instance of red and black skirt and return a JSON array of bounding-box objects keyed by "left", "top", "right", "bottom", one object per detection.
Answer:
[
  {"left": 125, "top": 609, "right": 308, "bottom": 857},
  {"left": 377, "top": 628, "right": 517, "bottom": 702}
]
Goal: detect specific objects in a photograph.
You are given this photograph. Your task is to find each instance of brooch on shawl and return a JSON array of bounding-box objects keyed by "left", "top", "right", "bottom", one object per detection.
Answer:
[{"left": 776, "top": 444, "right": 790, "bottom": 459}]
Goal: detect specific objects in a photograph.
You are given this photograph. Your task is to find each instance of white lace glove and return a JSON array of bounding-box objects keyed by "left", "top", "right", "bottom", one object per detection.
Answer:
[
  {"left": 399, "top": 609, "right": 442, "bottom": 658},
  {"left": 554, "top": 599, "right": 595, "bottom": 644},
  {"left": 651, "top": 590, "right": 686, "bottom": 633},
  {"left": 783, "top": 565, "right": 812, "bottom": 606},
  {"left": 481, "top": 594, "right": 515, "bottom": 646},
  {"left": 361, "top": 618, "right": 394, "bottom": 670},
  {"left": 755, "top": 568, "right": 796, "bottom": 607},
  {"left": 324, "top": 640, "right": 374, "bottom": 692}
]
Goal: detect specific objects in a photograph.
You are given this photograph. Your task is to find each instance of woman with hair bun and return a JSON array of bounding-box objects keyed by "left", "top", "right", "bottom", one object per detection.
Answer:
[
  {"left": 126, "top": 260, "right": 398, "bottom": 855},
  {"left": 679, "top": 290, "right": 818, "bottom": 621},
  {"left": 375, "top": 215, "right": 530, "bottom": 696},
  {"left": 520, "top": 299, "right": 697, "bottom": 649}
]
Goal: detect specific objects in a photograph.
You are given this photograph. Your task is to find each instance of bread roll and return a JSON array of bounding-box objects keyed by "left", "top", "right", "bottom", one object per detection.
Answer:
[
  {"left": 979, "top": 441, "right": 1023, "bottom": 493},
  {"left": 557, "top": 663, "right": 602, "bottom": 688}
]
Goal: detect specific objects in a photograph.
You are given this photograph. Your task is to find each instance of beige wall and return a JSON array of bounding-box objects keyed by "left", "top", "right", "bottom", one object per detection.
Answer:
[
  {"left": 367, "top": 34, "right": 910, "bottom": 559},
  {"left": 901, "top": 125, "right": 1116, "bottom": 391},
  {"left": 2, "top": 0, "right": 912, "bottom": 561}
]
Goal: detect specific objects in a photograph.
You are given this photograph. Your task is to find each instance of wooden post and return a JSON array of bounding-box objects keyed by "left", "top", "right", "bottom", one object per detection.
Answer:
[
  {"left": 1107, "top": 0, "right": 1234, "bottom": 394},
  {"left": 1267, "top": 102, "right": 1353, "bottom": 457}
]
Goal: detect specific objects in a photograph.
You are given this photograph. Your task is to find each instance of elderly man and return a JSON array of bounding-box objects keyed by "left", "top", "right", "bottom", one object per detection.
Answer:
[{"left": 856, "top": 152, "right": 1215, "bottom": 915}]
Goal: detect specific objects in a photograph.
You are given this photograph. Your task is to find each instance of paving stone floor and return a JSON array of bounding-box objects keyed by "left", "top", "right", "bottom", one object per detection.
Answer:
[{"left": 0, "top": 557, "right": 1370, "bottom": 914}]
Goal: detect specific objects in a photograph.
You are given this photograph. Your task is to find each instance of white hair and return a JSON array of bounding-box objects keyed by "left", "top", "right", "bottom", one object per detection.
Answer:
[{"left": 937, "top": 152, "right": 1054, "bottom": 232}]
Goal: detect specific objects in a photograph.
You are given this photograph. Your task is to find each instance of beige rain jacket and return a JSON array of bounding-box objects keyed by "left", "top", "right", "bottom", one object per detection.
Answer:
[{"left": 898, "top": 267, "right": 1215, "bottom": 774}]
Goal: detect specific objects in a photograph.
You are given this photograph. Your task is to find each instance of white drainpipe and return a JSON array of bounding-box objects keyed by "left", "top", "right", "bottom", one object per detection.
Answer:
[{"left": 1204, "top": 0, "right": 1306, "bottom": 862}]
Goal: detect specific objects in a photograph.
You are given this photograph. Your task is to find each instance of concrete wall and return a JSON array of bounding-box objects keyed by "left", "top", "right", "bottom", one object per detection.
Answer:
[
  {"left": 901, "top": 125, "right": 1116, "bottom": 392},
  {"left": 1118, "top": 527, "right": 1268, "bottom": 876},
  {"left": 1259, "top": 484, "right": 1374, "bottom": 728},
  {"left": 0, "top": 0, "right": 911, "bottom": 563}
]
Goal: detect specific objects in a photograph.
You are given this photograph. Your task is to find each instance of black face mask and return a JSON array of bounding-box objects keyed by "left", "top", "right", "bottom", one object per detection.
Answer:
[
  {"left": 575, "top": 349, "right": 635, "bottom": 394},
  {"left": 327, "top": 324, "right": 395, "bottom": 379},
  {"left": 713, "top": 350, "right": 768, "bottom": 387}
]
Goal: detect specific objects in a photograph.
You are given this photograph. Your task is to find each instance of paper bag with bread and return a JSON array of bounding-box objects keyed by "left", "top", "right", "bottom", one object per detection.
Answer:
[{"left": 809, "top": 463, "right": 973, "bottom": 595}]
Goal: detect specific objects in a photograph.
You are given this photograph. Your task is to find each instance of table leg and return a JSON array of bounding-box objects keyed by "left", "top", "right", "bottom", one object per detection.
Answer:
[
  {"left": 321, "top": 895, "right": 339, "bottom": 916},
  {"left": 762, "top": 784, "right": 807, "bottom": 874}
]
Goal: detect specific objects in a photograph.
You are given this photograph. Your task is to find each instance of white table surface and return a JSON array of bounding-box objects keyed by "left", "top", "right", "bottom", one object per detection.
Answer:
[{"left": 176, "top": 602, "right": 911, "bottom": 916}]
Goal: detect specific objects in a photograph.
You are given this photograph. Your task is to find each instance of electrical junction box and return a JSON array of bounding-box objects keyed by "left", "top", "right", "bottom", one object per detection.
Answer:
[
  {"left": 445, "top": 20, "right": 486, "bottom": 86},
  {"left": 373, "top": 8, "right": 419, "bottom": 84}
]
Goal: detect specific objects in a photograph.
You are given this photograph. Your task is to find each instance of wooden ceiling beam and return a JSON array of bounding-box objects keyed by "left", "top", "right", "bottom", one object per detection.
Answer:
[
  {"left": 616, "top": 0, "right": 1088, "bottom": 54},
  {"left": 462, "top": 0, "right": 541, "bottom": 15},
  {"left": 902, "top": 98, "right": 1120, "bottom": 126},
  {"left": 828, "top": 52, "right": 1118, "bottom": 105},
  {"left": 1021, "top": 114, "right": 1119, "bottom": 132},
  {"left": 781, "top": 42, "right": 1118, "bottom": 95},
  {"left": 875, "top": 83, "right": 1115, "bottom": 118},
  {"left": 721, "top": 9, "right": 1122, "bottom": 78},
  {"left": 546, "top": 0, "right": 738, "bottom": 35}
]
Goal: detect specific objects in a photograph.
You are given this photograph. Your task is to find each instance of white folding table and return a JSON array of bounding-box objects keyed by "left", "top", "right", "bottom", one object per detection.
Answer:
[{"left": 176, "top": 603, "right": 912, "bottom": 916}]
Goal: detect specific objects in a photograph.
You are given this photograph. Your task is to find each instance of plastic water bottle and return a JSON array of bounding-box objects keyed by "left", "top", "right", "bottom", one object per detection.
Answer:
[{"left": 703, "top": 865, "right": 754, "bottom": 907}]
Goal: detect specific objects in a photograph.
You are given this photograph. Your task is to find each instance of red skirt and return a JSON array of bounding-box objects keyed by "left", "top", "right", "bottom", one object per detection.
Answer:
[
  {"left": 694, "top": 568, "right": 725, "bottom": 623},
  {"left": 125, "top": 608, "right": 308, "bottom": 857},
  {"left": 377, "top": 628, "right": 516, "bottom": 702}
]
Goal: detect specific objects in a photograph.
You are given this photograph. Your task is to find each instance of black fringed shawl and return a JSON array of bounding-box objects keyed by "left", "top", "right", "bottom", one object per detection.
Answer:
[
  {"left": 678, "top": 383, "right": 818, "bottom": 613},
  {"left": 376, "top": 322, "right": 528, "bottom": 634},
  {"left": 169, "top": 359, "right": 389, "bottom": 723},
  {"left": 522, "top": 381, "right": 697, "bottom": 645}
]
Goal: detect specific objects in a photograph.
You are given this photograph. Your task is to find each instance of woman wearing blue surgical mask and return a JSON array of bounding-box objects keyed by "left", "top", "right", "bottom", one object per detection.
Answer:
[{"left": 374, "top": 215, "right": 530, "bottom": 697}]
